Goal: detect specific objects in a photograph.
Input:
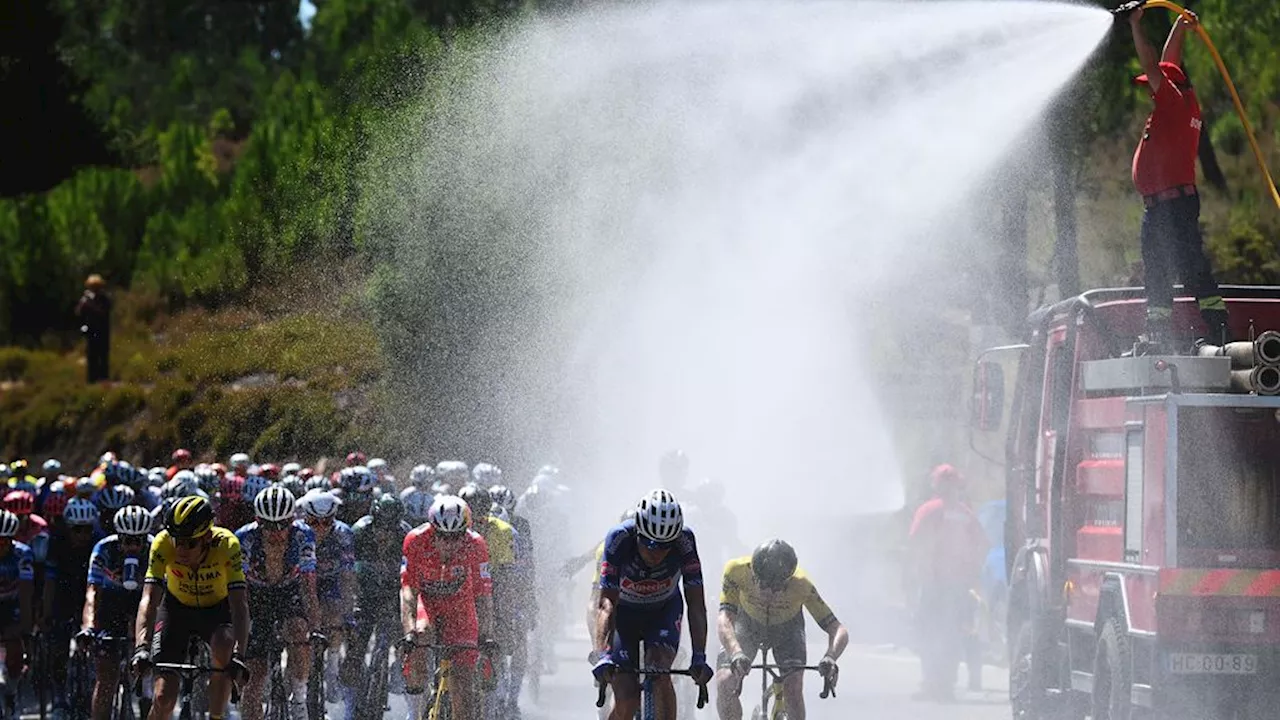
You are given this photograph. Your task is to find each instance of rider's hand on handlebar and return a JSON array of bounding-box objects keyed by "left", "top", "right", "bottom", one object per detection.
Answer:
[
  {"left": 729, "top": 651, "right": 752, "bottom": 678},
  {"left": 130, "top": 646, "right": 152, "bottom": 673},
  {"left": 690, "top": 652, "right": 713, "bottom": 686},
  {"left": 591, "top": 652, "right": 617, "bottom": 683},
  {"left": 229, "top": 652, "right": 251, "bottom": 684},
  {"left": 818, "top": 654, "right": 839, "bottom": 682}
]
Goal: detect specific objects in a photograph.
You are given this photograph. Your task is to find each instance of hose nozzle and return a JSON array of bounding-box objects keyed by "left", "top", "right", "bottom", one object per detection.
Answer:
[{"left": 1110, "top": 0, "right": 1146, "bottom": 16}]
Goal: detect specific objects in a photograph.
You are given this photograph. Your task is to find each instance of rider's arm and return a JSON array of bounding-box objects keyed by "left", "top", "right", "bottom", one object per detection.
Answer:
[
  {"left": 824, "top": 620, "right": 850, "bottom": 661},
  {"left": 134, "top": 583, "right": 162, "bottom": 649},
  {"left": 684, "top": 584, "right": 709, "bottom": 657},
  {"left": 17, "top": 547, "right": 33, "bottom": 634},
  {"left": 593, "top": 588, "right": 619, "bottom": 655},
  {"left": 804, "top": 582, "right": 848, "bottom": 660},
  {"left": 82, "top": 584, "right": 98, "bottom": 632},
  {"left": 400, "top": 535, "right": 422, "bottom": 635},
  {"left": 717, "top": 607, "right": 740, "bottom": 657},
  {"left": 228, "top": 586, "right": 250, "bottom": 656},
  {"left": 473, "top": 540, "right": 495, "bottom": 640}
]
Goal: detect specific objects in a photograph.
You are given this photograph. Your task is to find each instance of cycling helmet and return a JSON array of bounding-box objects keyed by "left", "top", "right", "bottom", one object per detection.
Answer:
[
  {"left": 94, "top": 485, "right": 135, "bottom": 512},
  {"left": 299, "top": 490, "right": 341, "bottom": 519},
  {"left": 281, "top": 476, "right": 305, "bottom": 499},
  {"left": 457, "top": 484, "right": 492, "bottom": 519},
  {"left": 409, "top": 464, "right": 432, "bottom": 489},
  {"left": 0, "top": 511, "right": 18, "bottom": 538},
  {"left": 488, "top": 485, "right": 516, "bottom": 512},
  {"left": 259, "top": 463, "right": 280, "bottom": 481},
  {"left": 171, "top": 448, "right": 192, "bottom": 465},
  {"left": 492, "top": 504, "right": 510, "bottom": 523},
  {"left": 434, "top": 461, "right": 470, "bottom": 487},
  {"left": 220, "top": 474, "right": 246, "bottom": 502},
  {"left": 254, "top": 485, "right": 296, "bottom": 522},
  {"left": 75, "top": 476, "right": 99, "bottom": 498},
  {"left": 298, "top": 467, "right": 314, "bottom": 480},
  {"left": 173, "top": 469, "right": 199, "bottom": 494},
  {"left": 304, "top": 476, "right": 331, "bottom": 493},
  {"left": 402, "top": 489, "right": 433, "bottom": 524},
  {"left": 343, "top": 466, "right": 376, "bottom": 494},
  {"left": 751, "top": 539, "right": 798, "bottom": 590},
  {"left": 42, "top": 459, "right": 62, "bottom": 476},
  {"left": 659, "top": 450, "right": 689, "bottom": 484},
  {"left": 113, "top": 505, "right": 152, "bottom": 536},
  {"left": 3, "top": 491, "right": 33, "bottom": 516},
  {"left": 368, "top": 458, "right": 388, "bottom": 475},
  {"left": 930, "top": 463, "right": 964, "bottom": 492},
  {"left": 167, "top": 496, "right": 214, "bottom": 539},
  {"left": 147, "top": 468, "right": 166, "bottom": 488},
  {"left": 428, "top": 496, "right": 469, "bottom": 534},
  {"left": 345, "top": 451, "right": 367, "bottom": 467},
  {"left": 64, "top": 498, "right": 100, "bottom": 526},
  {"left": 243, "top": 474, "right": 271, "bottom": 502},
  {"left": 471, "top": 463, "right": 502, "bottom": 488},
  {"left": 194, "top": 465, "right": 220, "bottom": 494},
  {"left": 282, "top": 462, "right": 302, "bottom": 477},
  {"left": 229, "top": 453, "right": 251, "bottom": 471},
  {"left": 210, "top": 462, "right": 228, "bottom": 477},
  {"left": 161, "top": 478, "right": 191, "bottom": 501},
  {"left": 371, "top": 494, "right": 404, "bottom": 525},
  {"left": 9, "top": 459, "right": 28, "bottom": 477},
  {"left": 42, "top": 490, "right": 70, "bottom": 520},
  {"left": 0, "top": 465, "right": 9, "bottom": 480},
  {"left": 635, "top": 489, "right": 683, "bottom": 544},
  {"left": 99, "top": 451, "right": 117, "bottom": 466}
]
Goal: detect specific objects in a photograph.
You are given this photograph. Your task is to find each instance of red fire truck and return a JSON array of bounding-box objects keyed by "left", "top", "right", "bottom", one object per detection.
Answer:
[{"left": 970, "top": 286, "right": 1280, "bottom": 720}]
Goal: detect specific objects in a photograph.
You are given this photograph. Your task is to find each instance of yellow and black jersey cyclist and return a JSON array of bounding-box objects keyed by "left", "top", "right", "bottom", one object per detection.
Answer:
[
  {"left": 715, "top": 539, "right": 849, "bottom": 719},
  {"left": 132, "top": 496, "right": 251, "bottom": 720}
]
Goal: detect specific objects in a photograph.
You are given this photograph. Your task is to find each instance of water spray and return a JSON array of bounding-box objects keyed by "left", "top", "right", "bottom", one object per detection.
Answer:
[{"left": 1113, "top": 0, "right": 1280, "bottom": 209}]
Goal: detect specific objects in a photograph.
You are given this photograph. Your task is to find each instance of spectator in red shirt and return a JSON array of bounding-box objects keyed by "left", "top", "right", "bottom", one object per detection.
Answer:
[
  {"left": 1129, "top": 8, "right": 1229, "bottom": 352},
  {"left": 907, "top": 464, "right": 987, "bottom": 700}
]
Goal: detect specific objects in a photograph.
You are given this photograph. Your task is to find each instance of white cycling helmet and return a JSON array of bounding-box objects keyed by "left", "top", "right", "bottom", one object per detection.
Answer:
[
  {"left": 173, "top": 469, "right": 199, "bottom": 494},
  {"left": 428, "top": 496, "right": 469, "bottom": 534},
  {"left": 634, "top": 489, "right": 683, "bottom": 544},
  {"left": 113, "top": 505, "right": 152, "bottom": 536},
  {"left": 367, "top": 458, "right": 388, "bottom": 474},
  {"left": 298, "top": 490, "right": 341, "bottom": 519},
  {"left": 471, "top": 463, "right": 501, "bottom": 488},
  {"left": 488, "top": 485, "right": 516, "bottom": 512},
  {"left": 65, "top": 498, "right": 100, "bottom": 526},
  {"left": 304, "top": 476, "right": 330, "bottom": 493},
  {"left": 42, "top": 459, "right": 62, "bottom": 475},
  {"left": 401, "top": 488, "right": 433, "bottom": 524},
  {"left": 229, "top": 453, "right": 251, "bottom": 470},
  {"left": 0, "top": 510, "right": 18, "bottom": 538},
  {"left": 409, "top": 464, "right": 432, "bottom": 489},
  {"left": 254, "top": 485, "right": 296, "bottom": 523},
  {"left": 434, "top": 461, "right": 470, "bottom": 487},
  {"left": 282, "top": 462, "right": 302, "bottom": 477}
]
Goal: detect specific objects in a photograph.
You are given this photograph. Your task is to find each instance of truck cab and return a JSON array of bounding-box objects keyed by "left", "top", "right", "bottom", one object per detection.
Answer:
[{"left": 975, "top": 286, "right": 1280, "bottom": 720}]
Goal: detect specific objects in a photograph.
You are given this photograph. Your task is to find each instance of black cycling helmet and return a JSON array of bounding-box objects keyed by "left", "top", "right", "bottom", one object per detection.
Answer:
[
  {"left": 457, "top": 484, "right": 492, "bottom": 519},
  {"left": 166, "top": 496, "right": 215, "bottom": 539},
  {"left": 371, "top": 494, "right": 404, "bottom": 525},
  {"left": 751, "top": 539, "right": 798, "bottom": 590}
]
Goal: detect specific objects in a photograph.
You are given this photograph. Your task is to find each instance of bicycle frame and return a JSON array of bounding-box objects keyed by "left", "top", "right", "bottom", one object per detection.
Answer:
[
  {"left": 356, "top": 617, "right": 398, "bottom": 720},
  {"left": 92, "top": 634, "right": 136, "bottom": 720},
  {"left": 743, "top": 646, "right": 835, "bottom": 720},
  {"left": 140, "top": 662, "right": 239, "bottom": 720},
  {"left": 593, "top": 663, "right": 710, "bottom": 718}
]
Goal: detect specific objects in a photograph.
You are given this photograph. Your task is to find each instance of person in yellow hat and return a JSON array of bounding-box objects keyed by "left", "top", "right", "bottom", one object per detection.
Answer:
[{"left": 74, "top": 275, "right": 112, "bottom": 383}]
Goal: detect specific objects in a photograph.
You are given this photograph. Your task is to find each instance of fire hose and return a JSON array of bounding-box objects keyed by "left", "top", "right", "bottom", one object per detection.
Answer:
[{"left": 1113, "top": 0, "right": 1280, "bottom": 211}]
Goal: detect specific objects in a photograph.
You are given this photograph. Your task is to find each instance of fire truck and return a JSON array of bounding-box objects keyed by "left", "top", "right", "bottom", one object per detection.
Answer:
[{"left": 969, "top": 286, "right": 1280, "bottom": 720}]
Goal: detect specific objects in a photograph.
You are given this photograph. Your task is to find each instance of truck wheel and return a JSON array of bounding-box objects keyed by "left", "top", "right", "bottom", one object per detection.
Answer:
[
  {"left": 1010, "top": 620, "right": 1049, "bottom": 720},
  {"left": 1091, "top": 617, "right": 1132, "bottom": 720}
]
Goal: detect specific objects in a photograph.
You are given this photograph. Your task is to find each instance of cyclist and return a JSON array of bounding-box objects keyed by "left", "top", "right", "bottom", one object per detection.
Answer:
[
  {"left": 92, "top": 484, "right": 136, "bottom": 518},
  {"left": 334, "top": 466, "right": 375, "bottom": 526},
  {"left": 715, "top": 539, "right": 848, "bottom": 720},
  {"left": 216, "top": 473, "right": 254, "bottom": 534},
  {"left": 0, "top": 510, "right": 33, "bottom": 715},
  {"left": 402, "top": 488, "right": 433, "bottom": 529},
  {"left": 236, "top": 485, "right": 319, "bottom": 720},
  {"left": 489, "top": 483, "right": 535, "bottom": 711},
  {"left": 407, "top": 464, "right": 433, "bottom": 495},
  {"left": 167, "top": 449, "right": 194, "bottom": 481},
  {"left": 228, "top": 453, "right": 252, "bottom": 479},
  {"left": 8, "top": 460, "right": 38, "bottom": 495},
  {"left": 134, "top": 495, "right": 250, "bottom": 720},
  {"left": 592, "top": 489, "right": 712, "bottom": 720},
  {"left": 39, "top": 459, "right": 64, "bottom": 493},
  {"left": 297, "top": 489, "right": 355, "bottom": 706},
  {"left": 45, "top": 497, "right": 104, "bottom": 718},
  {"left": 470, "top": 463, "right": 502, "bottom": 490},
  {"left": 345, "top": 451, "right": 367, "bottom": 468},
  {"left": 432, "top": 460, "right": 470, "bottom": 496},
  {"left": 367, "top": 458, "right": 395, "bottom": 494},
  {"left": 457, "top": 484, "right": 518, "bottom": 715},
  {"left": 84, "top": 505, "right": 154, "bottom": 720},
  {"left": 401, "top": 496, "right": 494, "bottom": 720},
  {"left": 341, "top": 495, "right": 412, "bottom": 711}
]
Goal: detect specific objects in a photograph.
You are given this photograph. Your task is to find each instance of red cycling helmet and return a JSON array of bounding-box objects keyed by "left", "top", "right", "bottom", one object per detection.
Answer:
[
  {"left": 930, "top": 464, "right": 964, "bottom": 492},
  {"left": 345, "top": 451, "right": 366, "bottom": 467},
  {"left": 298, "top": 468, "right": 314, "bottom": 480},
  {"left": 210, "top": 462, "right": 227, "bottom": 477},
  {"left": 42, "top": 490, "right": 70, "bottom": 520},
  {"left": 172, "top": 448, "right": 193, "bottom": 465},
  {"left": 4, "top": 490, "right": 34, "bottom": 516},
  {"left": 220, "top": 475, "right": 246, "bottom": 501},
  {"left": 260, "top": 463, "right": 281, "bottom": 481}
]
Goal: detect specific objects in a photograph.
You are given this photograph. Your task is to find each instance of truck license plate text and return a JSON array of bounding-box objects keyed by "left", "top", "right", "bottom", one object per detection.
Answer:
[{"left": 1168, "top": 653, "right": 1257, "bottom": 675}]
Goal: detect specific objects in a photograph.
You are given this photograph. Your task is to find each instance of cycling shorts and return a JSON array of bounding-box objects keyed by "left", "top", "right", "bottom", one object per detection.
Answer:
[
  {"left": 715, "top": 610, "right": 805, "bottom": 669},
  {"left": 317, "top": 575, "right": 343, "bottom": 604},
  {"left": 415, "top": 597, "right": 479, "bottom": 668},
  {"left": 96, "top": 590, "right": 143, "bottom": 639},
  {"left": 152, "top": 596, "right": 232, "bottom": 664},
  {"left": 610, "top": 595, "right": 683, "bottom": 669},
  {"left": 246, "top": 584, "right": 306, "bottom": 659},
  {"left": 0, "top": 600, "right": 17, "bottom": 634}
]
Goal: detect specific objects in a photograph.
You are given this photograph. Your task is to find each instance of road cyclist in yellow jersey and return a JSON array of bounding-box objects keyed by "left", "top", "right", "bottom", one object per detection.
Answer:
[
  {"left": 715, "top": 539, "right": 849, "bottom": 720},
  {"left": 456, "top": 484, "right": 513, "bottom": 714},
  {"left": 132, "top": 496, "right": 250, "bottom": 720}
]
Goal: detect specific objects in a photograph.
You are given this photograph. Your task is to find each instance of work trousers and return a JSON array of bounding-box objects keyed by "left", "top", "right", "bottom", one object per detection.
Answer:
[{"left": 1140, "top": 193, "right": 1229, "bottom": 343}]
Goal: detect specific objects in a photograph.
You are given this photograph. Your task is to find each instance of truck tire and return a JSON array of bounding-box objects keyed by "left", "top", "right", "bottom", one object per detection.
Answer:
[
  {"left": 1091, "top": 617, "right": 1132, "bottom": 720},
  {"left": 1010, "top": 620, "right": 1049, "bottom": 720}
]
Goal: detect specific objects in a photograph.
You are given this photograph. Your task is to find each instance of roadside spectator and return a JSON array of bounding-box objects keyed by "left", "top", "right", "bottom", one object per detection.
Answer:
[{"left": 74, "top": 274, "right": 111, "bottom": 383}]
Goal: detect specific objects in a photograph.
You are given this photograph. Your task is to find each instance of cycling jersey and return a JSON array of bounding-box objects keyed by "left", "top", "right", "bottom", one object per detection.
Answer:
[
  {"left": 46, "top": 526, "right": 104, "bottom": 589},
  {"left": 472, "top": 515, "right": 516, "bottom": 567},
  {"left": 719, "top": 556, "right": 837, "bottom": 630},
  {"left": 88, "top": 534, "right": 154, "bottom": 595},
  {"left": 313, "top": 520, "right": 355, "bottom": 583},
  {"left": 590, "top": 542, "right": 605, "bottom": 588},
  {"left": 15, "top": 514, "right": 47, "bottom": 548},
  {"left": 599, "top": 519, "right": 702, "bottom": 607},
  {"left": 401, "top": 525, "right": 491, "bottom": 603},
  {"left": 0, "top": 543, "right": 34, "bottom": 600},
  {"left": 235, "top": 520, "right": 317, "bottom": 588},
  {"left": 352, "top": 515, "right": 411, "bottom": 600},
  {"left": 146, "top": 527, "right": 247, "bottom": 608}
]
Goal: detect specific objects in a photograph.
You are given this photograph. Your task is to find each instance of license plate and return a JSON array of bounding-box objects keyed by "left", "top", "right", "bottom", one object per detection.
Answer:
[{"left": 1168, "top": 653, "right": 1257, "bottom": 675}]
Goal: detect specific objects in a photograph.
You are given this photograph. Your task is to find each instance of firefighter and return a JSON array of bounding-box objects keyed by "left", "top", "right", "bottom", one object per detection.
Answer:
[
  {"left": 1128, "top": 7, "right": 1229, "bottom": 351},
  {"left": 906, "top": 464, "right": 987, "bottom": 701}
]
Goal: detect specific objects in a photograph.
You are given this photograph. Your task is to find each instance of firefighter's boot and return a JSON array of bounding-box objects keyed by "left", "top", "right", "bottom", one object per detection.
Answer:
[{"left": 1197, "top": 307, "right": 1232, "bottom": 347}]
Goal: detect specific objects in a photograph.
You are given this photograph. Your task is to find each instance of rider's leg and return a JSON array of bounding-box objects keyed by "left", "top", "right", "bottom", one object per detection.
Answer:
[
  {"left": 713, "top": 667, "right": 743, "bottom": 720},
  {"left": 147, "top": 674, "right": 180, "bottom": 720},
  {"left": 646, "top": 647, "right": 677, "bottom": 720},
  {"left": 451, "top": 655, "right": 479, "bottom": 720},
  {"left": 608, "top": 673, "right": 640, "bottom": 720},
  {"left": 780, "top": 671, "right": 806, "bottom": 720},
  {"left": 402, "top": 639, "right": 429, "bottom": 720},
  {"left": 90, "top": 653, "right": 119, "bottom": 720},
  {"left": 284, "top": 616, "right": 312, "bottom": 712},
  {"left": 207, "top": 625, "right": 236, "bottom": 718},
  {"left": 2, "top": 635, "right": 22, "bottom": 706},
  {"left": 240, "top": 657, "right": 269, "bottom": 720}
]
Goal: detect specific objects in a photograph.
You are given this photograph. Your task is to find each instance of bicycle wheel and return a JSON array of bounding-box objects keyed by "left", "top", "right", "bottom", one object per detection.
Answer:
[
  {"left": 307, "top": 643, "right": 325, "bottom": 720},
  {"left": 268, "top": 666, "right": 289, "bottom": 720},
  {"left": 113, "top": 670, "right": 135, "bottom": 720},
  {"left": 69, "top": 651, "right": 93, "bottom": 720}
]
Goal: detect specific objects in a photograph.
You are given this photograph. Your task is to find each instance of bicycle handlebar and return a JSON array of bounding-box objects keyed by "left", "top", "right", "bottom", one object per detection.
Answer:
[
  {"left": 738, "top": 663, "right": 838, "bottom": 700},
  {"left": 135, "top": 663, "right": 243, "bottom": 704},
  {"left": 594, "top": 668, "right": 710, "bottom": 709}
]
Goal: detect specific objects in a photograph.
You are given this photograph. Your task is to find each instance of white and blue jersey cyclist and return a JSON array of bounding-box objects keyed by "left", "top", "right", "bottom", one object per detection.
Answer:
[{"left": 592, "top": 489, "right": 712, "bottom": 718}]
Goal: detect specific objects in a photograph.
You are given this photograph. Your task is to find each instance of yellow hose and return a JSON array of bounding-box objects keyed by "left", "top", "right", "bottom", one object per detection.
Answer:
[{"left": 1143, "top": 0, "right": 1280, "bottom": 210}]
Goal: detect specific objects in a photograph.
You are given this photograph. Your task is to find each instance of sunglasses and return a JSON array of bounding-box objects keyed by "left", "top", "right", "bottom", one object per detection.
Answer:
[
  {"left": 69, "top": 525, "right": 95, "bottom": 534},
  {"left": 120, "top": 535, "right": 147, "bottom": 546},
  {"left": 262, "top": 520, "right": 292, "bottom": 531},
  {"left": 307, "top": 517, "right": 333, "bottom": 527},
  {"left": 641, "top": 539, "right": 675, "bottom": 552},
  {"left": 175, "top": 537, "right": 205, "bottom": 550}
]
